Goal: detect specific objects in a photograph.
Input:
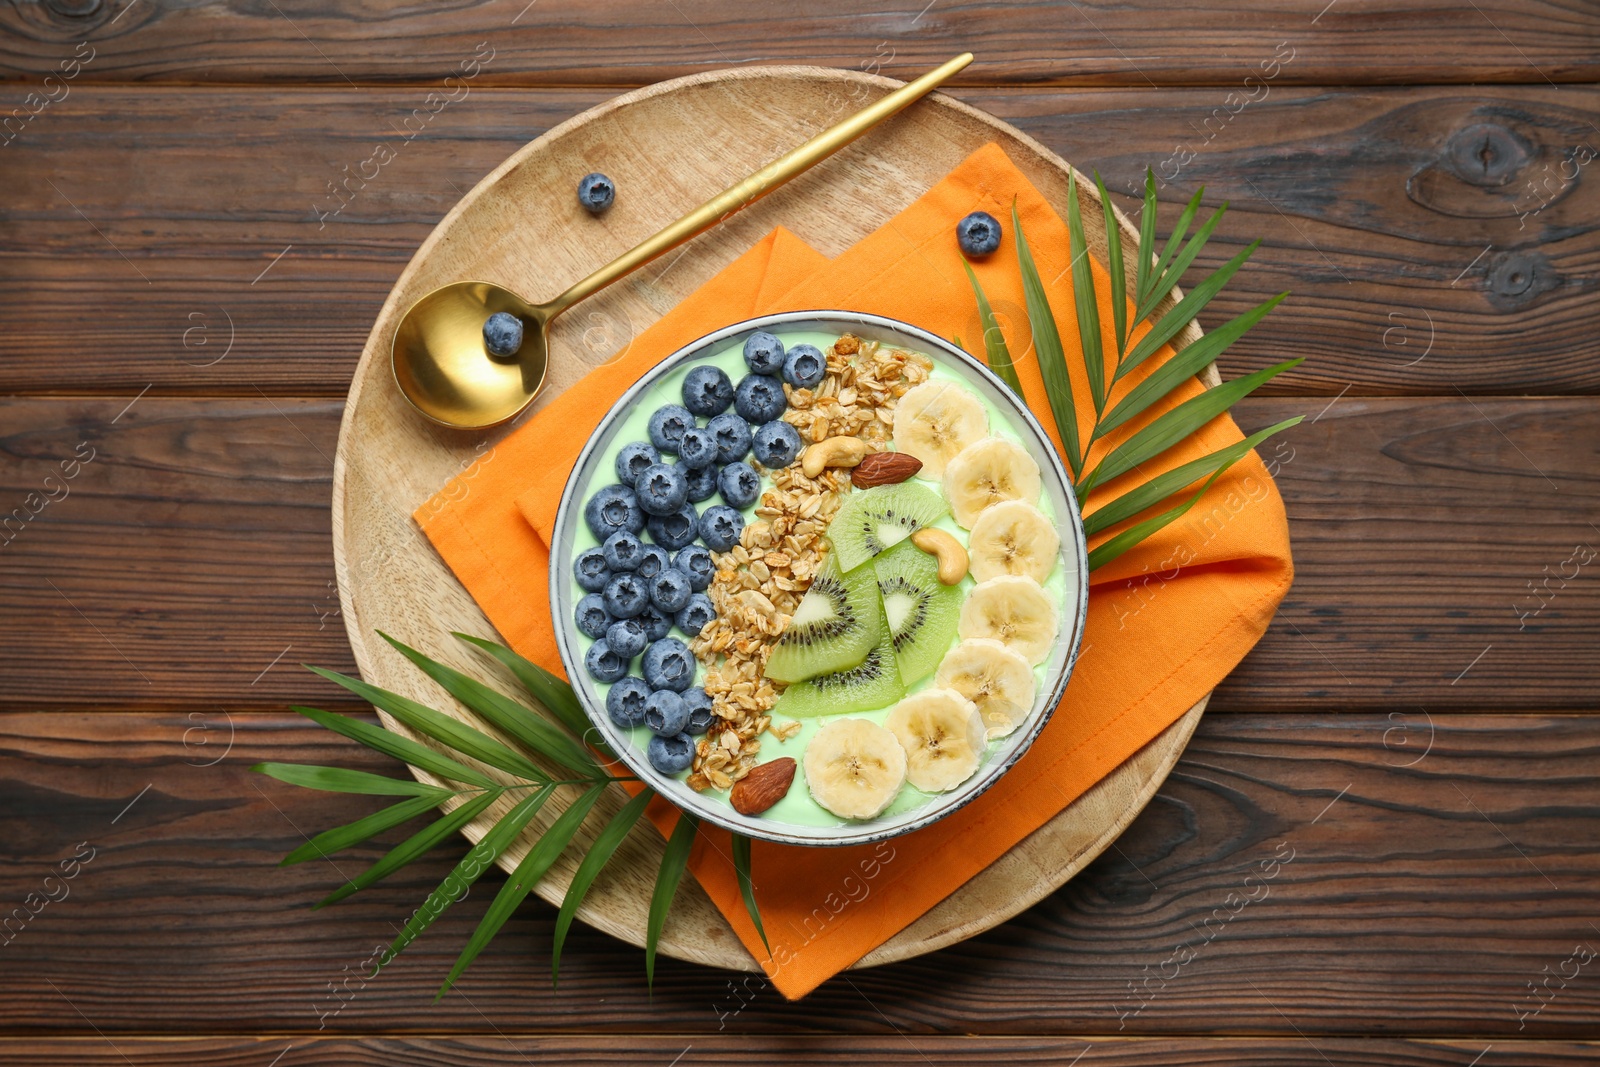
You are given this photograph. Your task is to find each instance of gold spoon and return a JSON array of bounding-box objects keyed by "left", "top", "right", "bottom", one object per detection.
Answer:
[{"left": 392, "top": 53, "right": 974, "bottom": 429}]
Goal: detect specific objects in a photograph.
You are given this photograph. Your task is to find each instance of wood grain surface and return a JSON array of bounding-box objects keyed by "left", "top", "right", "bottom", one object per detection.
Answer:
[
  {"left": 4, "top": 85, "right": 1596, "bottom": 396},
  {"left": 3, "top": 2, "right": 1596, "bottom": 1058},
  {"left": 2, "top": 710, "right": 1596, "bottom": 1036},
  {"left": 0, "top": 1038, "right": 1596, "bottom": 1066},
  {"left": 0, "top": 0, "right": 1593, "bottom": 86}
]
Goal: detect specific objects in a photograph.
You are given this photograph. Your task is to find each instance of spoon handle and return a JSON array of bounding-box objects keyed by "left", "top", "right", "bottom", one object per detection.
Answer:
[{"left": 548, "top": 53, "right": 974, "bottom": 316}]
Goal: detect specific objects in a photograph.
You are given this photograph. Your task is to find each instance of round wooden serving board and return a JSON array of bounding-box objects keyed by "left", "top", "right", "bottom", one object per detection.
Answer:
[{"left": 333, "top": 65, "right": 1211, "bottom": 973}]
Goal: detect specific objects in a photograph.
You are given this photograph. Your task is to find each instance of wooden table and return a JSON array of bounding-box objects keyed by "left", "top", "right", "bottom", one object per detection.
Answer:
[{"left": 2, "top": 3, "right": 1597, "bottom": 1063}]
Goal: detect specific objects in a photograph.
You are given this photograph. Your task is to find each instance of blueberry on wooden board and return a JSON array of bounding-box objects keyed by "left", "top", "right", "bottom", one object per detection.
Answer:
[{"left": 577, "top": 172, "right": 615, "bottom": 214}]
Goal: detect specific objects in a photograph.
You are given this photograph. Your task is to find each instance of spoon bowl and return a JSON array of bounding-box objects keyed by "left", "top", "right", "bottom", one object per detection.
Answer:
[
  {"left": 391, "top": 281, "right": 553, "bottom": 428},
  {"left": 388, "top": 54, "right": 973, "bottom": 429}
]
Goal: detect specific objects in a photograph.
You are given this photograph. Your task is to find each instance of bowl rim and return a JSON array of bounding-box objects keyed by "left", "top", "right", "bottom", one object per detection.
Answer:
[{"left": 549, "top": 309, "right": 1090, "bottom": 847}]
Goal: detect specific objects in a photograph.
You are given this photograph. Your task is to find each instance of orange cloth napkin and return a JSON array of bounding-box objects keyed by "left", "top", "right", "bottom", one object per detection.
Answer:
[{"left": 416, "top": 142, "right": 1293, "bottom": 999}]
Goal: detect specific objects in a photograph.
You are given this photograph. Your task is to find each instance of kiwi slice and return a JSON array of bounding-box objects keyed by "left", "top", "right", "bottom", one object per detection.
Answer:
[
  {"left": 872, "top": 540, "right": 961, "bottom": 687},
  {"left": 764, "top": 552, "right": 881, "bottom": 683},
  {"left": 770, "top": 626, "right": 904, "bottom": 719},
  {"left": 828, "top": 482, "right": 949, "bottom": 573}
]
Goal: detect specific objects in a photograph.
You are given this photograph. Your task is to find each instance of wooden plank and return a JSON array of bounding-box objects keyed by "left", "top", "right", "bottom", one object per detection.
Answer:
[
  {"left": 1, "top": 709, "right": 1596, "bottom": 1034},
  {"left": 0, "top": 397, "right": 353, "bottom": 709},
  {"left": 2, "top": 85, "right": 1597, "bottom": 396},
  {"left": 0, "top": 1036, "right": 1595, "bottom": 1065},
  {"left": 0, "top": 1, "right": 1593, "bottom": 87},
  {"left": 1, "top": 395, "right": 1593, "bottom": 711}
]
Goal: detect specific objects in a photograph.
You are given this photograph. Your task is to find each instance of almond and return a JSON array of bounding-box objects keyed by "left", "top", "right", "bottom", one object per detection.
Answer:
[
  {"left": 852, "top": 450, "right": 923, "bottom": 488},
  {"left": 729, "top": 756, "right": 796, "bottom": 816}
]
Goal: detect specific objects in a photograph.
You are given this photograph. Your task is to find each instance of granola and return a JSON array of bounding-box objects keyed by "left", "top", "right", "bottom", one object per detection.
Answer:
[{"left": 685, "top": 334, "right": 933, "bottom": 789}]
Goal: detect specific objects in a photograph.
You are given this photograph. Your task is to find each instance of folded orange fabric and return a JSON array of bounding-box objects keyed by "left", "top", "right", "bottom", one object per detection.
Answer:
[{"left": 416, "top": 142, "right": 1293, "bottom": 1000}]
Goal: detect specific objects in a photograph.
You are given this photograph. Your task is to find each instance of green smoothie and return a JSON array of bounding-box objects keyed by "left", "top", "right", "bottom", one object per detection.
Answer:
[{"left": 568, "top": 331, "right": 1075, "bottom": 828}]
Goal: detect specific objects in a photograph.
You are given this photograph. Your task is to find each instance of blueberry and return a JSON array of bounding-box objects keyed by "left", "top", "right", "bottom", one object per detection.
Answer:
[
  {"left": 751, "top": 421, "right": 802, "bottom": 469},
  {"left": 683, "top": 463, "right": 718, "bottom": 503},
  {"left": 642, "top": 637, "right": 696, "bottom": 693},
  {"left": 699, "top": 504, "right": 745, "bottom": 553},
  {"left": 635, "top": 544, "right": 671, "bottom": 581},
  {"left": 675, "top": 593, "right": 716, "bottom": 638},
  {"left": 606, "top": 676, "right": 651, "bottom": 729},
  {"left": 638, "top": 603, "right": 672, "bottom": 642},
  {"left": 584, "top": 640, "right": 629, "bottom": 683},
  {"left": 572, "top": 547, "right": 611, "bottom": 593},
  {"left": 606, "top": 616, "right": 648, "bottom": 659},
  {"left": 717, "top": 462, "right": 761, "bottom": 509},
  {"left": 577, "top": 172, "right": 614, "bottom": 214},
  {"left": 957, "top": 210, "right": 1002, "bottom": 257},
  {"left": 574, "top": 594, "right": 612, "bottom": 639},
  {"left": 602, "top": 572, "right": 649, "bottom": 619},
  {"left": 646, "top": 405, "right": 695, "bottom": 454},
  {"left": 646, "top": 732, "right": 695, "bottom": 775},
  {"left": 676, "top": 427, "right": 718, "bottom": 470},
  {"left": 482, "top": 312, "right": 523, "bottom": 357},
  {"left": 781, "top": 343, "right": 826, "bottom": 388},
  {"left": 634, "top": 462, "right": 689, "bottom": 517},
  {"left": 674, "top": 545, "right": 714, "bottom": 591},
  {"left": 646, "top": 503, "right": 700, "bottom": 551},
  {"left": 644, "top": 690, "right": 690, "bottom": 736},
  {"left": 682, "top": 365, "right": 734, "bottom": 416},
  {"left": 583, "top": 484, "right": 645, "bottom": 541},
  {"left": 742, "top": 331, "right": 786, "bottom": 376},
  {"left": 706, "top": 412, "right": 752, "bottom": 464},
  {"left": 614, "top": 441, "right": 660, "bottom": 487},
  {"left": 734, "top": 374, "right": 787, "bottom": 423},
  {"left": 681, "top": 687, "right": 715, "bottom": 735},
  {"left": 649, "top": 567, "right": 692, "bottom": 614},
  {"left": 601, "top": 530, "right": 644, "bottom": 571}
]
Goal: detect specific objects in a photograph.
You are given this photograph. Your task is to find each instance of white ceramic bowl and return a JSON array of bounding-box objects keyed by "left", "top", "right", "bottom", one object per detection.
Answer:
[{"left": 550, "top": 311, "right": 1088, "bottom": 846}]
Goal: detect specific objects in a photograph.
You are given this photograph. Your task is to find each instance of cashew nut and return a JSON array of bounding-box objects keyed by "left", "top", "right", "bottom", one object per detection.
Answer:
[
  {"left": 911, "top": 528, "right": 969, "bottom": 585},
  {"left": 800, "top": 435, "right": 870, "bottom": 479}
]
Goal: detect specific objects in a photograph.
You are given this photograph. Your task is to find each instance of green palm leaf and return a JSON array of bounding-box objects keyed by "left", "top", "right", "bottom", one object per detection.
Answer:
[
  {"left": 1083, "top": 358, "right": 1303, "bottom": 492},
  {"left": 252, "top": 763, "right": 452, "bottom": 797},
  {"left": 962, "top": 260, "right": 1024, "bottom": 398},
  {"left": 1133, "top": 200, "right": 1228, "bottom": 328},
  {"left": 1114, "top": 242, "right": 1265, "bottom": 386},
  {"left": 1139, "top": 187, "right": 1204, "bottom": 311},
  {"left": 1087, "top": 468, "right": 1229, "bottom": 572},
  {"left": 646, "top": 812, "right": 699, "bottom": 989},
  {"left": 290, "top": 705, "right": 498, "bottom": 789},
  {"left": 1065, "top": 173, "right": 1107, "bottom": 414},
  {"left": 1083, "top": 416, "right": 1303, "bottom": 536},
  {"left": 380, "top": 633, "right": 598, "bottom": 776},
  {"left": 318, "top": 789, "right": 502, "bottom": 908},
  {"left": 438, "top": 783, "right": 607, "bottom": 998},
  {"left": 1012, "top": 201, "right": 1082, "bottom": 477},
  {"left": 1098, "top": 291, "right": 1287, "bottom": 438},
  {"left": 1135, "top": 169, "right": 1158, "bottom": 312},
  {"left": 452, "top": 633, "right": 594, "bottom": 743},
  {"left": 308, "top": 664, "right": 551, "bottom": 784},
  {"left": 1096, "top": 173, "right": 1127, "bottom": 362},
  {"left": 281, "top": 792, "right": 448, "bottom": 867},
  {"left": 732, "top": 832, "right": 769, "bottom": 955},
  {"left": 551, "top": 787, "right": 654, "bottom": 986},
  {"left": 381, "top": 786, "right": 553, "bottom": 971}
]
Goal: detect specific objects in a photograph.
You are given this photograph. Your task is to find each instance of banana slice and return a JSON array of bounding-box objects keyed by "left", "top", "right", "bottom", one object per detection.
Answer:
[
  {"left": 967, "top": 499, "right": 1059, "bottom": 583},
  {"left": 958, "top": 575, "right": 1058, "bottom": 665},
  {"left": 892, "top": 381, "right": 989, "bottom": 479},
  {"left": 802, "top": 718, "right": 908, "bottom": 820},
  {"left": 942, "top": 437, "right": 1043, "bottom": 528},
  {"left": 936, "top": 638, "right": 1037, "bottom": 739},
  {"left": 885, "top": 689, "right": 986, "bottom": 792}
]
